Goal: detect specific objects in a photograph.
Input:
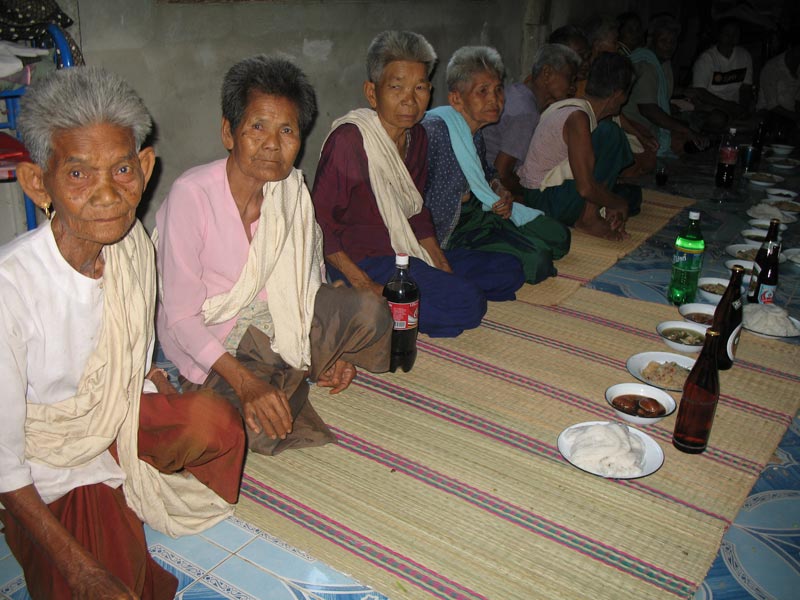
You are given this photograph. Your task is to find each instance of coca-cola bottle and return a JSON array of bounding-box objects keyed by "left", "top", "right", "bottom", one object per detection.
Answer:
[
  {"left": 672, "top": 329, "right": 721, "bottom": 454},
  {"left": 715, "top": 128, "right": 738, "bottom": 188},
  {"left": 746, "top": 219, "right": 781, "bottom": 303},
  {"left": 712, "top": 265, "right": 744, "bottom": 370},
  {"left": 751, "top": 119, "right": 766, "bottom": 165},
  {"left": 383, "top": 254, "right": 419, "bottom": 373}
]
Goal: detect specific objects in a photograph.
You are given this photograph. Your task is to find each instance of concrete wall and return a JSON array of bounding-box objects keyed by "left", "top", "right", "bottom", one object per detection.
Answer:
[{"left": 75, "top": 0, "right": 531, "bottom": 227}]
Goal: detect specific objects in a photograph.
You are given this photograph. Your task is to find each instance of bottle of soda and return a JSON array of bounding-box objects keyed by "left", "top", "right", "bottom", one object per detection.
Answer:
[
  {"left": 672, "top": 329, "right": 721, "bottom": 454},
  {"left": 746, "top": 219, "right": 781, "bottom": 303},
  {"left": 712, "top": 265, "right": 744, "bottom": 370},
  {"left": 715, "top": 127, "right": 738, "bottom": 188},
  {"left": 667, "top": 211, "right": 705, "bottom": 305},
  {"left": 751, "top": 119, "right": 766, "bottom": 165},
  {"left": 383, "top": 254, "right": 420, "bottom": 373},
  {"left": 747, "top": 241, "right": 781, "bottom": 305}
]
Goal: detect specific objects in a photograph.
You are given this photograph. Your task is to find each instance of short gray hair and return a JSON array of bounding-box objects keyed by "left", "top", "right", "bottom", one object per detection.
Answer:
[
  {"left": 17, "top": 66, "right": 152, "bottom": 167},
  {"left": 446, "top": 46, "right": 504, "bottom": 92},
  {"left": 366, "top": 30, "right": 437, "bottom": 83},
  {"left": 530, "top": 44, "right": 581, "bottom": 79}
]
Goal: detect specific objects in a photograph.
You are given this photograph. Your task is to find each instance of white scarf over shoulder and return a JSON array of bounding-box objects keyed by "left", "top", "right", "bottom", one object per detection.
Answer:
[
  {"left": 24, "top": 221, "right": 232, "bottom": 537},
  {"left": 324, "top": 108, "right": 434, "bottom": 265},
  {"left": 539, "top": 98, "right": 598, "bottom": 191},
  {"left": 201, "top": 168, "right": 323, "bottom": 371}
]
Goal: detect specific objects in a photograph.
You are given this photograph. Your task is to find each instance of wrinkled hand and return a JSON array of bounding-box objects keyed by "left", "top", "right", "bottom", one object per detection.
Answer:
[
  {"left": 491, "top": 197, "right": 513, "bottom": 219},
  {"left": 316, "top": 360, "right": 357, "bottom": 394},
  {"left": 238, "top": 376, "right": 292, "bottom": 439}
]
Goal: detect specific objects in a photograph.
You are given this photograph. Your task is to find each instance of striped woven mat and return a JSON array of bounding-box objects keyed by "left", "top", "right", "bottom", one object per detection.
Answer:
[
  {"left": 520, "top": 189, "right": 695, "bottom": 306},
  {"left": 237, "top": 287, "right": 799, "bottom": 599}
]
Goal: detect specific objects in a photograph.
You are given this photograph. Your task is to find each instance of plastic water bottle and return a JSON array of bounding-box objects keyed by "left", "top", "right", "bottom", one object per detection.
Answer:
[
  {"left": 383, "top": 254, "right": 419, "bottom": 373},
  {"left": 667, "top": 211, "right": 704, "bottom": 305}
]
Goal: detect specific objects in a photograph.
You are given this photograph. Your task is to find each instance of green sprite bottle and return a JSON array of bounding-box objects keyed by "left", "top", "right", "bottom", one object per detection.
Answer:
[{"left": 667, "top": 211, "right": 704, "bottom": 305}]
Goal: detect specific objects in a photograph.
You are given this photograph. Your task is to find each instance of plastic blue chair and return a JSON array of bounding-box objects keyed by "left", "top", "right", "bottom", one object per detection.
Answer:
[{"left": 0, "top": 24, "right": 74, "bottom": 230}]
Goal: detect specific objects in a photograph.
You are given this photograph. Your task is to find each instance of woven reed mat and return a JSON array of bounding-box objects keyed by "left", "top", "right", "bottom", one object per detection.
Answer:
[
  {"left": 237, "top": 287, "right": 799, "bottom": 600},
  {"left": 518, "top": 189, "right": 695, "bottom": 306}
]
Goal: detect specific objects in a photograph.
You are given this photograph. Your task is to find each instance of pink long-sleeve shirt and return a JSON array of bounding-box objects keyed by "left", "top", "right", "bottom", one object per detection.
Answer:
[{"left": 155, "top": 159, "right": 268, "bottom": 384}]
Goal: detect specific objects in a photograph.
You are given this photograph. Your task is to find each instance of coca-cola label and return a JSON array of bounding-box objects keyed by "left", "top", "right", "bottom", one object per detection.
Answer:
[
  {"left": 719, "top": 146, "right": 738, "bottom": 165},
  {"left": 388, "top": 300, "right": 419, "bottom": 330},
  {"left": 726, "top": 324, "right": 742, "bottom": 361},
  {"left": 758, "top": 284, "right": 776, "bottom": 304}
]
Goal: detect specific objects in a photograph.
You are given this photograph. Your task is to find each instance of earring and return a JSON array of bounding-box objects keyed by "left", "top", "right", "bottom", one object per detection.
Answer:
[{"left": 43, "top": 203, "right": 52, "bottom": 219}]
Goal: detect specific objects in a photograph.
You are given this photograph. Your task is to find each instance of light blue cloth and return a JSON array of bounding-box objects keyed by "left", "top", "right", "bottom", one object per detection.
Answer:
[
  {"left": 629, "top": 48, "right": 675, "bottom": 158},
  {"left": 426, "top": 106, "right": 542, "bottom": 227}
]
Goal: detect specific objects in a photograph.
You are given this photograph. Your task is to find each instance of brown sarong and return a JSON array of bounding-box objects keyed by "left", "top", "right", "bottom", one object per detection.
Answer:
[
  {"left": 184, "top": 284, "right": 392, "bottom": 455},
  {"left": 0, "top": 390, "right": 245, "bottom": 599}
]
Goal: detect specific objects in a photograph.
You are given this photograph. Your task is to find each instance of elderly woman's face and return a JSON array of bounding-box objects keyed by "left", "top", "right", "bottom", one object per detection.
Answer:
[
  {"left": 37, "top": 122, "right": 153, "bottom": 248},
  {"left": 223, "top": 91, "right": 301, "bottom": 184},
  {"left": 450, "top": 70, "right": 504, "bottom": 132},
  {"left": 365, "top": 60, "right": 431, "bottom": 136}
]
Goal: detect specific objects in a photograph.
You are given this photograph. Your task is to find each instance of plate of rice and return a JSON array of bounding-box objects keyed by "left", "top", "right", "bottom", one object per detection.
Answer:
[
  {"left": 557, "top": 421, "right": 664, "bottom": 479},
  {"left": 626, "top": 351, "right": 695, "bottom": 391},
  {"left": 742, "top": 304, "right": 800, "bottom": 339}
]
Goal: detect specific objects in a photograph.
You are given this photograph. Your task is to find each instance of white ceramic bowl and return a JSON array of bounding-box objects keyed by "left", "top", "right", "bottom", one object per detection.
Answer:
[
  {"left": 656, "top": 320, "right": 707, "bottom": 353},
  {"left": 724, "top": 259, "right": 754, "bottom": 287},
  {"left": 697, "top": 277, "right": 729, "bottom": 304},
  {"left": 768, "top": 144, "right": 795, "bottom": 156},
  {"left": 745, "top": 172, "right": 785, "bottom": 187},
  {"left": 605, "top": 383, "right": 677, "bottom": 426},
  {"left": 747, "top": 218, "right": 788, "bottom": 232},
  {"left": 765, "top": 188, "right": 798, "bottom": 202},
  {"left": 740, "top": 228, "right": 781, "bottom": 246},
  {"left": 678, "top": 302, "right": 715, "bottom": 327},
  {"left": 784, "top": 248, "right": 800, "bottom": 270}
]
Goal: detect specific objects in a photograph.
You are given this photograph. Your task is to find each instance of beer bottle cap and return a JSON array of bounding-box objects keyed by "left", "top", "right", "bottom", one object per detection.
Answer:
[
  {"left": 396, "top": 253, "right": 409, "bottom": 266},
  {"left": 689, "top": 211, "right": 700, "bottom": 220}
]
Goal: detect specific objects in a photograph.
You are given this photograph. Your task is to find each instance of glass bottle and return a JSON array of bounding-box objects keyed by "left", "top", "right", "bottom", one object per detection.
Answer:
[
  {"left": 383, "top": 254, "right": 419, "bottom": 373},
  {"left": 672, "top": 329, "right": 721, "bottom": 454},
  {"left": 712, "top": 265, "right": 744, "bottom": 370},
  {"left": 667, "top": 211, "right": 705, "bottom": 305},
  {"left": 746, "top": 219, "right": 781, "bottom": 304},
  {"left": 715, "top": 128, "right": 738, "bottom": 188}
]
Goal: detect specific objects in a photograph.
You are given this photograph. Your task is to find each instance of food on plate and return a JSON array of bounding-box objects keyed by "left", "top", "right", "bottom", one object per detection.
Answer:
[
  {"left": 747, "top": 203, "right": 786, "bottom": 220},
  {"left": 736, "top": 248, "right": 758, "bottom": 260},
  {"left": 770, "top": 191, "right": 795, "bottom": 198},
  {"left": 743, "top": 232, "right": 766, "bottom": 243},
  {"left": 610, "top": 394, "right": 667, "bottom": 418},
  {"left": 743, "top": 304, "right": 800, "bottom": 337},
  {"left": 748, "top": 172, "right": 780, "bottom": 182},
  {"left": 699, "top": 282, "right": 727, "bottom": 295},
  {"left": 772, "top": 200, "right": 800, "bottom": 212},
  {"left": 561, "top": 422, "right": 645, "bottom": 477},
  {"left": 661, "top": 327, "right": 705, "bottom": 345},
  {"left": 641, "top": 360, "right": 690, "bottom": 389},
  {"left": 685, "top": 312, "right": 714, "bottom": 325}
]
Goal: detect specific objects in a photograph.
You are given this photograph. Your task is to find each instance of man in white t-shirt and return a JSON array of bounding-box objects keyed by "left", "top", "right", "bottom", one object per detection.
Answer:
[
  {"left": 757, "top": 39, "right": 800, "bottom": 123},
  {"left": 690, "top": 18, "right": 753, "bottom": 120}
]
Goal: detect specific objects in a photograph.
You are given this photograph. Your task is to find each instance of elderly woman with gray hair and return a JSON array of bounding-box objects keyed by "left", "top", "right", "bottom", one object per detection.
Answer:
[
  {"left": 313, "top": 31, "right": 524, "bottom": 338},
  {"left": 422, "top": 46, "right": 571, "bottom": 284},
  {"left": 0, "top": 67, "right": 245, "bottom": 598}
]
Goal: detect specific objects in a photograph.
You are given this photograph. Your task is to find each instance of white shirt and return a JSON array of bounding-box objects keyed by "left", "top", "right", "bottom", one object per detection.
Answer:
[
  {"left": 0, "top": 222, "right": 131, "bottom": 503},
  {"left": 692, "top": 45, "right": 753, "bottom": 103},
  {"left": 757, "top": 52, "right": 800, "bottom": 112}
]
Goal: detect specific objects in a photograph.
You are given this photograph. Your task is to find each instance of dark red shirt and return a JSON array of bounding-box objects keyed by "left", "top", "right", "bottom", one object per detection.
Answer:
[{"left": 312, "top": 122, "right": 436, "bottom": 263}]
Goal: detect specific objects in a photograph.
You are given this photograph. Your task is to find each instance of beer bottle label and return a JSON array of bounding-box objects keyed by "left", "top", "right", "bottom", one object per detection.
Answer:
[
  {"left": 387, "top": 300, "right": 419, "bottom": 330},
  {"left": 757, "top": 284, "right": 776, "bottom": 304},
  {"left": 727, "top": 324, "right": 742, "bottom": 361}
]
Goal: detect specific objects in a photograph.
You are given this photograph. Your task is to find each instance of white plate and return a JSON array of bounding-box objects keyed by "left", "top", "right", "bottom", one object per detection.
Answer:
[
  {"left": 746, "top": 204, "right": 798, "bottom": 223},
  {"left": 626, "top": 351, "right": 695, "bottom": 392},
  {"left": 764, "top": 157, "right": 800, "bottom": 170},
  {"left": 747, "top": 218, "right": 788, "bottom": 232},
  {"left": 784, "top": 248, "right": 800, "bottom": 268},
  {"left": 767, "top": 144, "right": 795, "bottom": 156},
  {"left": 765, "top": 198, "right": 800, "bottom": 214},
  {"left": 725, "top": 244, "right": 787, "bottom": 263},
  {"left": 744, "top": 316, "right": 800, "bottom": 339},
  {"left": 745, "top": 172, "right": 785, "bottom": 186},
  {"left": 557, "top": 421, "right": 665, "bottom": 479}
]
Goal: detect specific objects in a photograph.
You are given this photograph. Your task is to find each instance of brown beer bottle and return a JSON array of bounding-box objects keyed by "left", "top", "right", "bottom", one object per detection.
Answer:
[
  {"left": 672, "top": 329, "right": 721, "bottom": 454},
  {"left": 746, "top": 219, "right": 781, "bottom": 303},
  {"left": 712, "top": 265, "right": 744, "bottom": 370}
]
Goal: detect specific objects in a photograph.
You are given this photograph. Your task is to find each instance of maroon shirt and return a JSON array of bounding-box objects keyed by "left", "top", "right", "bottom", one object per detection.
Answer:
[{"left": 312, "top": 122, "right": 436, "bottom": 264}]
